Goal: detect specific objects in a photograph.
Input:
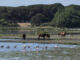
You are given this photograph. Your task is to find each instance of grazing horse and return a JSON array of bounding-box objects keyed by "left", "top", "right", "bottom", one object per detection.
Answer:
[
  {"left": 38, "top": 33, "right": 50, "bottom": 40},
  {"left": 22, "top": 34, "right": 26, "bottom": 40},
  {"left": 58, "top": 32, "right": 66, "bottom": 37}
]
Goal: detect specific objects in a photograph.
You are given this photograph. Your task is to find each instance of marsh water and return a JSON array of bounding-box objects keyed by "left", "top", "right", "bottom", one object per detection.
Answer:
[{"left": 0, "top": 41, "right": 80, "bottom": 60}]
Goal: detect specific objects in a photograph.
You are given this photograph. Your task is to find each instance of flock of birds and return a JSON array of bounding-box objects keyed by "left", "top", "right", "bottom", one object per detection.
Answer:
[
  {"left": 0, "top": 45, "right": 59, "bottom": 50},
  {"left": 0, "top": 44, "right": 76, "bottom": 50}
]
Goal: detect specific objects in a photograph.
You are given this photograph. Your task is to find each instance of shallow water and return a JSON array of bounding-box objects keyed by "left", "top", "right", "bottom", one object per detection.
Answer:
[{"left": 0, "top": 42, "right": 80, "bottom": 60}]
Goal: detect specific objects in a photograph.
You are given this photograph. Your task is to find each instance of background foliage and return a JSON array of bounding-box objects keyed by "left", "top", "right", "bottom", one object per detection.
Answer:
[{"left": 0, "top": 3, "right": 80, "bottom": 28}]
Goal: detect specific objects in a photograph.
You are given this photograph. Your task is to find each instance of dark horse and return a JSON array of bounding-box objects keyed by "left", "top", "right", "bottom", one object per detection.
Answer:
[
  {"left": 58, "top": 32, "right": 66, "bottom": 37},
  {"left": 22, "top": 34, "right": 26, "bottom": 40},
  {"left": 38, "top": 33, "right": 50, "bottom": 40}
]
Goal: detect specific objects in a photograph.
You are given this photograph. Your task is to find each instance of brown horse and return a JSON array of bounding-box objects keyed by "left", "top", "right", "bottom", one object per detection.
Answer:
[
  {"left": 38, "top": 33, "right": 50, "bottom": 40},
  {"left": 58, "top": 32, "right": 66, "bottom": 37}
]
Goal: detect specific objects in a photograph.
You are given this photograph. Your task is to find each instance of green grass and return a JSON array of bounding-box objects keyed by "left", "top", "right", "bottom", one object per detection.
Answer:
[{"left": 0, "top": 27, "right": 80, "bottom": 45}]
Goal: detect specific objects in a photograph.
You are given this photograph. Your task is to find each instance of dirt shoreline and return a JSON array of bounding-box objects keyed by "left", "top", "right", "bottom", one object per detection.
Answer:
[
  {"left": 0, "top": 35, "right": 80, "bottom": 44},
  {"left": 0, "top": 39, "right": 80, "bottom": 45}
]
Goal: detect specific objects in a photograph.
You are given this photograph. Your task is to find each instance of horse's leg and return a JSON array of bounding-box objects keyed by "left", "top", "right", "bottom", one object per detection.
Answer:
[
  {"left": 43, "top": 36, "right": 45, "bottom": 40},
  {"left": 48, "top": 36, "right": 50, "bottom": 39}
]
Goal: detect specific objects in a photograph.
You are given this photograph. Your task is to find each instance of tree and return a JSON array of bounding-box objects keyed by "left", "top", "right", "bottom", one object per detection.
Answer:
[
  {"left": 50, "top": 5, "right": 80, "bottom": 28},
  {"left": 0, "top": 19, "right": 19, "bottom": 27},
  {"left": 31, "top": 13, "right": 46, "bottom": 26}
]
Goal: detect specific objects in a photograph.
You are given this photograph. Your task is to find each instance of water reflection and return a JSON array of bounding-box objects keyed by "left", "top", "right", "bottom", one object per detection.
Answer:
[{"left": 0, "top": 42, "right": 79, "bottom": 60}]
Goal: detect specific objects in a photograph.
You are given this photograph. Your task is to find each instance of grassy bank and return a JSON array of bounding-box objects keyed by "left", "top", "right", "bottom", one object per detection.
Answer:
[
  {"left": 0, "top": 39, "right": 80, "bottom": 45},
  {"left": 0, "top": 34, "right": 80, "bottom": 44},
  {"left": 0, "top": 27, "right": 80, "bottom": 45}
]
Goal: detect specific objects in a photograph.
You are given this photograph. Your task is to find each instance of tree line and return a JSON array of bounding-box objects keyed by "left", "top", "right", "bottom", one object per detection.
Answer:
[{"left": 0, "top": 3, "right": 80, "bottom": 28}]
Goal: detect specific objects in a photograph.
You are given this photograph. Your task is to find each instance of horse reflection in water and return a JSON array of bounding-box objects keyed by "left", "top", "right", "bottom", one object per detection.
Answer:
[{"left": 38, "top": 33, "right": 50, "bottom": 40}]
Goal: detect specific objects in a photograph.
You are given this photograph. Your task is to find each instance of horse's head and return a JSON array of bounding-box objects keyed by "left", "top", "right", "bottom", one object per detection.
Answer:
[{"left": 45, "top": 34, "right": 50, "bottom": 38}]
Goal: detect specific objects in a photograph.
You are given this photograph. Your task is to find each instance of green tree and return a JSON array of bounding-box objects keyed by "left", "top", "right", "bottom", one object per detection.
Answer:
[
  {"left": 0, "top": 19, "right": 19, "bottom": 27},
  {"left": 51, "top": 5, "right": 80, "bottom": 28},
  {"left": 31, "top": 13, "right": 46, "bottom": 26}
]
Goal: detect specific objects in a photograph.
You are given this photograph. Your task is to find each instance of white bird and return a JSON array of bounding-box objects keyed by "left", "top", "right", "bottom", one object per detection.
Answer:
[{"left": 23, "top": 45, "right": 26, "bottom": 49}]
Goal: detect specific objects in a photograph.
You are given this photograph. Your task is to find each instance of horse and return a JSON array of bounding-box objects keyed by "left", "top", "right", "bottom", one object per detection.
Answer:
[
  {"left": 38, "top": 33, "right": 50, "bottom": 40},
  {"left": 58, "top": 32, "right": 66, "bottom": 37},
  {"left": 22, "top": 34, "right": 26, "bottom": 40}
]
